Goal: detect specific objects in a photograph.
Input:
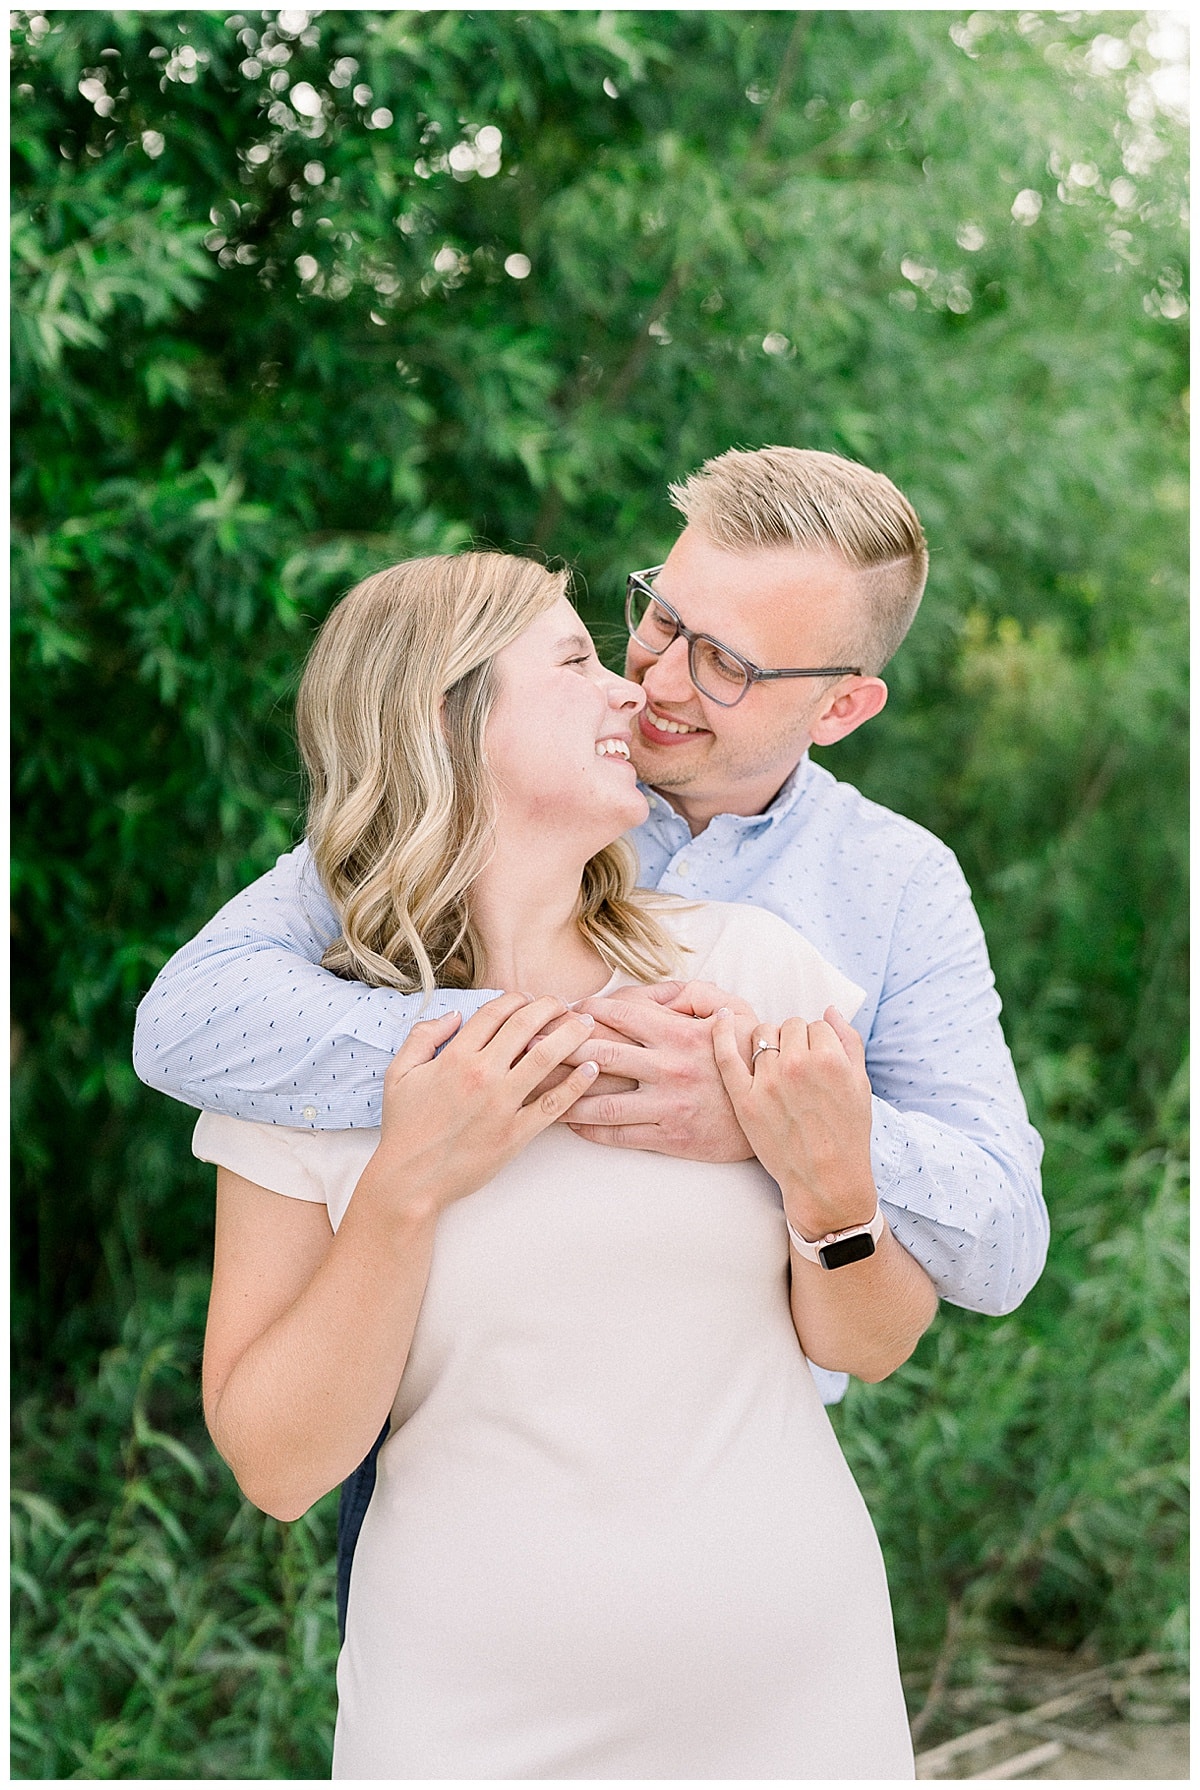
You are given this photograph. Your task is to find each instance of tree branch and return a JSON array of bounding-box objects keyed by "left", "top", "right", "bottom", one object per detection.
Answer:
[{"left": 752, "top": 13, "right": 812, "bottom": 158}]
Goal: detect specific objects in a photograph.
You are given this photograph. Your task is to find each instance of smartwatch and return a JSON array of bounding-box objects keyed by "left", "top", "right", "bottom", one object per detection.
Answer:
[{"left": 786, "top": 1203, "right": 886, "bottom": 1271}]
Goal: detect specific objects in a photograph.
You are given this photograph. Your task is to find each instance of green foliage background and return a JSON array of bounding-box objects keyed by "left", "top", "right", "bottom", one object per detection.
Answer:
[{"left": 11, "top": 8, "right": 1188, "bottom": 1777}]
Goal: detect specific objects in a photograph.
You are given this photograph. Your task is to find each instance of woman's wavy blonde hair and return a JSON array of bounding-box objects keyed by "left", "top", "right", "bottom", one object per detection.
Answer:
[{"left": 296, "top": 551, "right": 679, "bottom": 995}]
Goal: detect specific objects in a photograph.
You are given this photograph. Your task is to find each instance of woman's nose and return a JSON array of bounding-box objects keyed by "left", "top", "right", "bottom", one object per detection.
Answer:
[{"left": 607, "top": 669, "right": 646, "bottom": 714}]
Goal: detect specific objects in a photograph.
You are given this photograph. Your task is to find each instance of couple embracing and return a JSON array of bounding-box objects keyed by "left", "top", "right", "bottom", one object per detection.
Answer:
[{"left": 136, "top": 445, "right": 1047, "bottom": 1779}]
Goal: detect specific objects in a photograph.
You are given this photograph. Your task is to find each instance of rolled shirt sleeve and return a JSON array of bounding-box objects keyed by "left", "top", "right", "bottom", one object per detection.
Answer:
[{"left": 863, "top": 848, "right": 1047, "bottom": 1315}]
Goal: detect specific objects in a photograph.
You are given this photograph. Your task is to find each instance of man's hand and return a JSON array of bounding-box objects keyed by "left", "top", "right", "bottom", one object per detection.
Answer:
[
  {"left": 712, "top": 1004, "right": 877, "bottom": 1241},
  {"left": 520, "top": 1009, "right": 640, "bottom": 1103},
  {"left": 560, "top": 980, "right": 761, "bottom": 1161}
]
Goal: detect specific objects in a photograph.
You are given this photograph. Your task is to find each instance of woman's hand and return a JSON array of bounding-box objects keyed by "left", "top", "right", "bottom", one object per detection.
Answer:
[
  {"left": 713, "top": 1003, "right": 937, "bottom": 1381},
  {"left": 361, "top": 993, "right": 601, "bottom": 1221},
  {"left": 712, "top": 1004, "right": 876, "bottom": 1242},
  {"left": 522, "top": 1009, "right": 642, "bottom": 1101}
]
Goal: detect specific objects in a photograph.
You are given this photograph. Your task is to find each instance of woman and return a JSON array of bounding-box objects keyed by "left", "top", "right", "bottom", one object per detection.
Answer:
[{"left": 194, "top": 551, "right": 935, "bottom": 1778}]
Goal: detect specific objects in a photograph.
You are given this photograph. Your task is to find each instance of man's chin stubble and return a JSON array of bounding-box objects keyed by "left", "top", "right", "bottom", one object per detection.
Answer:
[{"left": 630, "top": 747, "right": 699, "bottom": 791}]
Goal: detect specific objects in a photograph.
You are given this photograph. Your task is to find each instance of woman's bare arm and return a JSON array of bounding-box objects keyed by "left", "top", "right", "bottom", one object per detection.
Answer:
[
  {"left": 786, "top": 1225, "right": 939, "bottom": 1383},
  {"left": 203, "top": 1169, "right": 440, "bottom": 1521},
  {"left": 203, "top": 997, "right": 600, "bottom": 1520}
]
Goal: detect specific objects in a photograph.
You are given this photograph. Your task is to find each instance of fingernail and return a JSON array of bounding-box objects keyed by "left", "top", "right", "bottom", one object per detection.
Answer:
[
  {"left": 716, "top": 1007, "right": 732, "bottom": 1018},
  {"left": 578, "top": 1012, "right": 595, "bottom": 1026},
  {"left": 581, "top": 1060, "right": 600, "bottom": 1078}
]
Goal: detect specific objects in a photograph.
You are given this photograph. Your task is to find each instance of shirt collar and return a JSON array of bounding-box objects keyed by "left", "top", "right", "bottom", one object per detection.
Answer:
[
  {"left": 639, "top": 753, "right": 815, "bottom": 840},
  {"left": 750, "top": 754, "right": 814, "bottom": 828}
]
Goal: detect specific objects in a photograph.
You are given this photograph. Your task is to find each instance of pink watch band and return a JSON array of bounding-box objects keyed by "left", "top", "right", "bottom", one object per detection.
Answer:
[{"left": 786, "top": 1202, "right": 885, "bottom": 1269}]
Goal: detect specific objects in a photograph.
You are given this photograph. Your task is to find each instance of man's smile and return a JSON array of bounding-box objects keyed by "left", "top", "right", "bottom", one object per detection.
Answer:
[{"left": 638, "top": 703, "right": 710, "bottom": 744}]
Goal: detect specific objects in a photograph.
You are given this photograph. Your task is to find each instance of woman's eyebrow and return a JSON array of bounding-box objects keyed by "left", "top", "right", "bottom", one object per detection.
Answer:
[{"left": 555, "top": 633, "right": 594, "bottom": 654}]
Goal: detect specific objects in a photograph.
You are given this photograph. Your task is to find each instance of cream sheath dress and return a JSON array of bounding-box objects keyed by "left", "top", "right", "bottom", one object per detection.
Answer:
[{"left": 194, "top": 899, "right": 915, "bottom": 1780}]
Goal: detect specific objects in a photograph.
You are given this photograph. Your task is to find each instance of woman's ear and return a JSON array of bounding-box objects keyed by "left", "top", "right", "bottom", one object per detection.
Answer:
[{"left": 809, "top": 677, "right": 888, "bottom": 748}]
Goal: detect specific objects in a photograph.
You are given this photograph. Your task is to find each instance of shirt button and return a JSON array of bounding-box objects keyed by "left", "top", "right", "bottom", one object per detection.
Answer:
[
  {"left": 303, "top": 1105, "right": 317, "bottom": 1121},
  {"left": 676, "top": 859, "right": 689, "bottom": 876}
]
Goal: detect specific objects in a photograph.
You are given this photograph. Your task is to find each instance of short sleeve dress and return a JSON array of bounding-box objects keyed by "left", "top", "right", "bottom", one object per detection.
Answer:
[{"left": 194, "top": 899, "right": 916, "bottom": 1780}]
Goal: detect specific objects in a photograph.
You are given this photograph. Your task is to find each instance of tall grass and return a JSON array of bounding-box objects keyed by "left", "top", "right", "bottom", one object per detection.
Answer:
[
  {"left": 835, "top": 1060, "right": 1189, "bottom": 1669},
  {"left": 11, "top": 1277, "right": 339, "bottom": 1780},
  {"left": 12, "top": 1065, "right": 1186, "bottom": 1779}
]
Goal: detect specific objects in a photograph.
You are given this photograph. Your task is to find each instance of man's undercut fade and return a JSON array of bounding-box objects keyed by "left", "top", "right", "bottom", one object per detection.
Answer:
[{"left": 668, "top": 446, "right": 929, "bottom": 675}]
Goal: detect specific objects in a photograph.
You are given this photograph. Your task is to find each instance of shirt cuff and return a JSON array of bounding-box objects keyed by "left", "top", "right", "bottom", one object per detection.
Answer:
[
  {"left": 809, "top": 1362, "right": 850, "bottom": 1405},
  {"left": 333, "top": 985, "right": 496, "bottom": 1052}
]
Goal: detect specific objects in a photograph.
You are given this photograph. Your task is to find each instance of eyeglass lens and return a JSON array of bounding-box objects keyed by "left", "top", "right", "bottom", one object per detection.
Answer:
[{"left": 628, "top": 583, "right": 749, "bottom": 703}]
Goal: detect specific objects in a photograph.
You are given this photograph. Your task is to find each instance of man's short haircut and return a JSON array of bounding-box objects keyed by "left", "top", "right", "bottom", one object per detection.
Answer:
[{"left": 668, "top": 446, "right": 929, "bottom": 675}]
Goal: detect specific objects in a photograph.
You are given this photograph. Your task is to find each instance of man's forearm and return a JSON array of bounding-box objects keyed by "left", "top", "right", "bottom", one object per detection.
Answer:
[
  {"left": 858, "top": 846, "right": 1049, "bottom": 1315},
  {"left": 132, "top": 845, "right": 496, "bottom": 1126},
  {"left": 870, "top": 1095, "right": 1047, "bottom": 1315},
  {"left": 134, "top": 936, "right": 474, "bottom": 1126}
]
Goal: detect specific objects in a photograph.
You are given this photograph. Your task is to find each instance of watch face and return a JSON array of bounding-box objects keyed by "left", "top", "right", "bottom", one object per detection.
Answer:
[{"left": 819, "top": 1232, "right": 877, "bottom": 1271}]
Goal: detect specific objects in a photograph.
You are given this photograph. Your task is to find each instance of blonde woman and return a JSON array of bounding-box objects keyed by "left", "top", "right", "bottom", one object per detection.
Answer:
[{"left": 194, "top": 551, "right": 934, "bottom": 1779}]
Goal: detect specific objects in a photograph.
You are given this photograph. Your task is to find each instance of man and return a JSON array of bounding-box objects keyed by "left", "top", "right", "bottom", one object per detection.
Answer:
[{"left": 135, "top": 445, "right": 1047, "bottom": 1350}]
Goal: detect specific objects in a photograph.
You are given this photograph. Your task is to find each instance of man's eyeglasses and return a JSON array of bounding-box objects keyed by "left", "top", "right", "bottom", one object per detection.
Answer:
[{"left": 625, "top": 567, "right": 862, "bottom": 708}]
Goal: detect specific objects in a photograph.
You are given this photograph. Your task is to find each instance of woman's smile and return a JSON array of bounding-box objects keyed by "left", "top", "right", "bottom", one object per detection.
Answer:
[{"left": 595, "top": 735, "right": 633, "bottom": 760}]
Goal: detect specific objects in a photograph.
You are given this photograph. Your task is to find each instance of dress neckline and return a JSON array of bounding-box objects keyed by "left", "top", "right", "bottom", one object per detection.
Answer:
[{"left": 563, "top": 965, "right": 624, "bottom": 1007}]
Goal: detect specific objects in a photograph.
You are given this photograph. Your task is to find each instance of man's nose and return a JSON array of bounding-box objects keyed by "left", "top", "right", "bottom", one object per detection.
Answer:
[{"left": 640, "top": 634, "right": 695, "bottom": 705}]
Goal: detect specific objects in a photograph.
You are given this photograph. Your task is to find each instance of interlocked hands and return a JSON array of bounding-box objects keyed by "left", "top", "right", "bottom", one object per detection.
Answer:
[{"left": 552, "top": 979, "right": 761, "bottom": 1161}]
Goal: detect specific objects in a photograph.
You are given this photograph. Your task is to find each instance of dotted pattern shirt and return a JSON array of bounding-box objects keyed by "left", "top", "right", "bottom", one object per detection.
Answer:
[{"left": 134, "top": 754, "right": 1048, "bottom": 1347}]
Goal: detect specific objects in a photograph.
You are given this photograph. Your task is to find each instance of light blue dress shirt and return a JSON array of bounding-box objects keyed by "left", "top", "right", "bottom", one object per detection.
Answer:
[{"left": 134, "top": 753, "right": 1048, "bottom": 1385}]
